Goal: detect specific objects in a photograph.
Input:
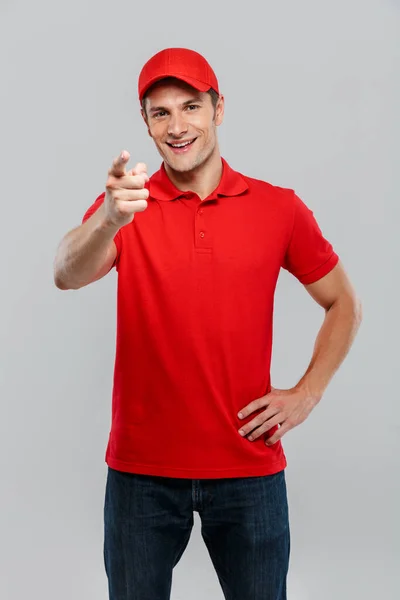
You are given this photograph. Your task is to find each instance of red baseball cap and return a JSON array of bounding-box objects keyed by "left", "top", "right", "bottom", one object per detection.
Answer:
[{"left": 138, "top": 47, "right": 219, "bottom": 102}]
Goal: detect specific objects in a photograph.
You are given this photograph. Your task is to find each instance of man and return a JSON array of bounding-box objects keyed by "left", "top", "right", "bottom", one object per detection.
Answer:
[{"left": 53, "top": 48, "right": 362, "bottom": 600}]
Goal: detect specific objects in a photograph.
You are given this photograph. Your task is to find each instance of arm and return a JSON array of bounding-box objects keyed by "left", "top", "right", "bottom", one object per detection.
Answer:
[
  {"left": 295, "top": 260, "right": 363, "bottom": 402},
  {"left": 53, "top": 202, "right": 119, "bottom": 290},
  {"left": 236, "top": 192, "right": 363, "bottom": 445},
  {"left": 237, "top": 261, "right": 362, "bottom": 445},
  {"left": 54, "top": 151, "right": 150, "bottom": 291}
]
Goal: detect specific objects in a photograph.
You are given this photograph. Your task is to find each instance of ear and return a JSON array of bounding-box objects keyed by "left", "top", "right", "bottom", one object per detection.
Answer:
[{"left": 215, "top": 95, "right": 225, "bottom": 126}]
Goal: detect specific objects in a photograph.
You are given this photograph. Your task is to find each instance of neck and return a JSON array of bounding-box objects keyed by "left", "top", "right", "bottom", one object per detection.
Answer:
[{"left": 164, "top": 147, "right": 223, "bottom": 201}]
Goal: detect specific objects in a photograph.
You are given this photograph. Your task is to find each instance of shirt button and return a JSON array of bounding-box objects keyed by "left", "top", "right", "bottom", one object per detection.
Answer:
[
  {"left": 199, "top": 231, "right": 205, "bottom": 238},
  {"left": 198, "top": 209, "right": 203, "bottom": 215}
]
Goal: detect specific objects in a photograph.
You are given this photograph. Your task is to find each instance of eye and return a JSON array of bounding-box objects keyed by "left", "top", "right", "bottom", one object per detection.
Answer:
[
  {"left": 153, "top": 111, "right": 167, "bottom": 119},
  {"left": 186, "top": 104, "right": 199, "bottom": 111}
]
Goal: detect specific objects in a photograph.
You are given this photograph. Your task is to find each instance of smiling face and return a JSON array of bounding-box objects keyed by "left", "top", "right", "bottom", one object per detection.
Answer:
[{"left": 141, "top": 79, "right": 224, "bottom": 174}]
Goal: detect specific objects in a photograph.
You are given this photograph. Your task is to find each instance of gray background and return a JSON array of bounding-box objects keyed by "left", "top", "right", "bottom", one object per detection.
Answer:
[{"left": 0, "top": 0, "right": 398, "bottom": 598}]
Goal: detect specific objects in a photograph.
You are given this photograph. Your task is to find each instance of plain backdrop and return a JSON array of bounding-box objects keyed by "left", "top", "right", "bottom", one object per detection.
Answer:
[{"left": 0, "top": 1, "right": 399, "bottom": 599}]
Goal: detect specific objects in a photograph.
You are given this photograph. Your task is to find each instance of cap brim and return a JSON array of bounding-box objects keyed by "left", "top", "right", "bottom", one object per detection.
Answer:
[{"left": 141, "top": 74, "right": 211, "bottom": 100}]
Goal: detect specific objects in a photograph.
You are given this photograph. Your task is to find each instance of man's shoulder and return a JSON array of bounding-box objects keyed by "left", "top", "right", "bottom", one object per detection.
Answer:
[{"left": 235, "top": 168, "right": 295, "bottom": 203}]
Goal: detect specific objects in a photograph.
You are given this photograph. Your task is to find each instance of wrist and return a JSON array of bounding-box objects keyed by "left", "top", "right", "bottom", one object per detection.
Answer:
[
  {"left": 95, "top": 203, "right": 121, "bottom": 236},
  {"left": 294, "top": 378, "right": 324, "bottom": 404}
]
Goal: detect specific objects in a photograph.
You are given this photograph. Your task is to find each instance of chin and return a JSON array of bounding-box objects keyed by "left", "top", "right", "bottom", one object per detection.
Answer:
[
  {"left": 165, "top": 148, "right": 214, "bottom": 174},
  {"left": 168, "top": 159, "right": 200, "bottom": 173}
]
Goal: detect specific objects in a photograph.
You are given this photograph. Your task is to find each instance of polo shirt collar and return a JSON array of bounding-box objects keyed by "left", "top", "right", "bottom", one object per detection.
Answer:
[{"left": 149, "top": 157, "right": 248, "bottom": 201}]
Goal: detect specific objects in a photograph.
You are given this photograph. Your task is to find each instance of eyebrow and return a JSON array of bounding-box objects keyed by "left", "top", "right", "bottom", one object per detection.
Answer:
[{"left": 148, "top": 96, "right": 204, "bottom": 114}]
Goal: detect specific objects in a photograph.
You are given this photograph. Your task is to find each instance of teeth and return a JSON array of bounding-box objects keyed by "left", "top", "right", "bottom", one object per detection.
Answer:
[{"left": 171, "top": 140, "right": 193, "bottom": 148}]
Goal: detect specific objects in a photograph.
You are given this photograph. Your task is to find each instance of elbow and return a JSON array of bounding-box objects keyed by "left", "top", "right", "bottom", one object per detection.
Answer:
[
  {"left": 355, "top": 297, "right": 363, "bottom": 326},
  {"left": 53, "top": 261, "right": 74, "bottom": 290},
  {"left": 53, "top": 251, "right": 66, "bottom": 290},
  {"left": 53, "top": 260, "right": 68, "bottom": 290},
  {"left": 53, "top": 255, "right": 78, "bottom": 290},
  {"left": 54, "top": 277, "right": 68, "bottom": 290},
  {"left": 54, "top": 273, "right": 81, "bottom": 290},
  {"left": 53, "top": 261, "right": 65, "bottom": 290},
  {"left": 330, "top": 292, "right": 363, "bottom": 326},
  {"left": 54, "top": 271, "right": 69, "bottom": 290},
  {"left": 345, "top": 294, "right": 363, "bottom": 327}
]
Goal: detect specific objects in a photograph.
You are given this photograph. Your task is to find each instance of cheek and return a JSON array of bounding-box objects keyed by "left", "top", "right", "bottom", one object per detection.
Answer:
[
  {"left": 149, "top": 123, "right": 165, "bottom": 139},
  {"left": 189, "top": 115, "right": 212, "bottom": 130},
  {"left": 192, "top": 120, "right": 214, "bottom": 144}
]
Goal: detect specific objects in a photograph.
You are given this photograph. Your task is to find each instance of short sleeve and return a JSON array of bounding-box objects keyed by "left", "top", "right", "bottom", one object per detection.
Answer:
[
  {"left": 82, "top": 192, "right": 122, "bottom": 270},
  {"left": 282, "top": 192, "right": 339, "bottom": 284}
]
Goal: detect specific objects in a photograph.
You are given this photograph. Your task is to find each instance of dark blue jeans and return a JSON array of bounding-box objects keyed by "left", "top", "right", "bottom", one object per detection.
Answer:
[{"left": 104, "top": 467, "right": 290, "bottom": 600}]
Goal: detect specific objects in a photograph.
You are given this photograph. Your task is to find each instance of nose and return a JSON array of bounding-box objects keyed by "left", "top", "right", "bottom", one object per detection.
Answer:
[{"left": 167, "top": 112, "right": 188, "bottom": 138}]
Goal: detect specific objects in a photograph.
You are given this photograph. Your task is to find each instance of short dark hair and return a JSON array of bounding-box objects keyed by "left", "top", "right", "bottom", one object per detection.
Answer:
[
  {"left": 141, "top": 77, "right": 220, "bottom": 117},
  {"left": 207, "top": 87, "right": 220, "bottom": 111}
]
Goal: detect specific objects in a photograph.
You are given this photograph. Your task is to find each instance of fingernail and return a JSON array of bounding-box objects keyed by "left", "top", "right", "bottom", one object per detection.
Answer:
[
  {"left": 239, "top": 429, "right": 245, "bottom": 436},
  {"left": 238, "top": 412, "right": 243, "bottom": 419}
]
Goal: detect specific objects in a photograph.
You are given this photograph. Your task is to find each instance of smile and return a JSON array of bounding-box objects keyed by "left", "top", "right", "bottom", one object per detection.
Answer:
[{"left": 166, "top": 138, "right": 197, "bottom": 153}]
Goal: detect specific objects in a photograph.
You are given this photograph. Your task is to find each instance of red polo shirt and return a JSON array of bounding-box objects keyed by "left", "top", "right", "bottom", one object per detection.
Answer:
[{"left": 82, "top": 157, "right": 339, "bottom": 479}]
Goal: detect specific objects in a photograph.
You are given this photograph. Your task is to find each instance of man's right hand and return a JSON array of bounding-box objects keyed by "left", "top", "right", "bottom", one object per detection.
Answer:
[{"left": 104, "top": 151, "right": 149, "bottom": 228}]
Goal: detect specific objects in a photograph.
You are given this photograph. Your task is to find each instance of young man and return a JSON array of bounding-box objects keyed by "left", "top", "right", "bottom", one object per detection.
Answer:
[{"left": 54, "top": 48, "right": 362, "bottom": 600}]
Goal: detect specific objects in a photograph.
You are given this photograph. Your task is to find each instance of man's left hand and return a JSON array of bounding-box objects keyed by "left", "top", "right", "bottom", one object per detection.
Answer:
[{"left": 237, "top": 386, "right": 319, "bottom": 445}]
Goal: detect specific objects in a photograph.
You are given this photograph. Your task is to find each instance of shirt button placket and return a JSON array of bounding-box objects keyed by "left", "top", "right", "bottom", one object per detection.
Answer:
[{"left": 195, "top": 203, "right": 208, "bottom": 249}]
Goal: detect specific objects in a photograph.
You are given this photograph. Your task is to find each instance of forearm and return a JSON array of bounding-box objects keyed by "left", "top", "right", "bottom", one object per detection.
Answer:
[
  {"left": 53, "top": 203, "right": 119, "bottom": 290},
  {"left": 295, "top": 294, "right": 362, "bottom": 401}
]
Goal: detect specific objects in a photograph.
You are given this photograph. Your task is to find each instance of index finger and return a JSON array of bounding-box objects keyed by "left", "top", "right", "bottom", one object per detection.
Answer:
[{"left": 109, "top": 150, "right": 130, "bottom": 177}]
